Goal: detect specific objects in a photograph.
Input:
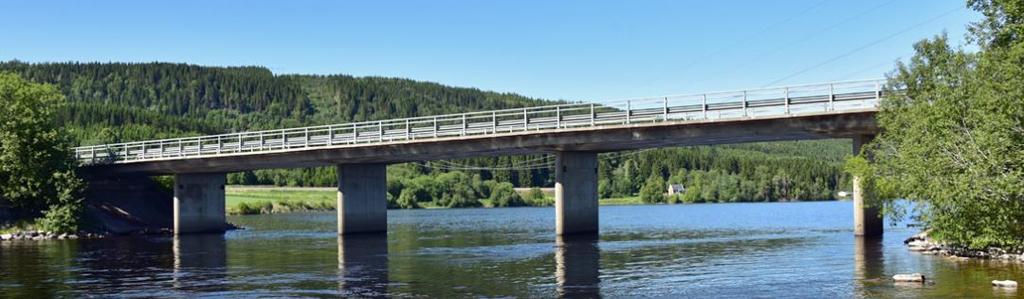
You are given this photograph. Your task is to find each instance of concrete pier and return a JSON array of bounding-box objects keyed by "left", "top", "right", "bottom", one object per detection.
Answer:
[
  {"left": 173, "top": 173, "right": 227, "bottom": 234},
  {"left": 555, "top": 151, "right": 599, "bottom": 235},
  {"left": 337, "top": 163, "right": 388, "bottom": 234},
  {"left": 853, "top": 135, "right": 883, "bottom": 237}
]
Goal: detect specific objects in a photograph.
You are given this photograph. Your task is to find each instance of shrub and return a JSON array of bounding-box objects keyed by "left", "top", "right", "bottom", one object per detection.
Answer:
[
  {"left": 639, "top": 175, "right": 666, "bottom": 204},
  {"left": 489, "top": 182, "right": 525, "bottom": 207}
]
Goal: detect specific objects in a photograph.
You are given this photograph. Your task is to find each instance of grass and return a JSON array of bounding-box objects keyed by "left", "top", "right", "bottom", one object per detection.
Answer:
[
  {"left": 599, "top": 196, "right": 643, "bottom": 205},
  {"left": 226, "top": 187, "right": 336, "bottom": 215},
  {"left": 225, "top": 186, "right": 651, "bottom": 215}
]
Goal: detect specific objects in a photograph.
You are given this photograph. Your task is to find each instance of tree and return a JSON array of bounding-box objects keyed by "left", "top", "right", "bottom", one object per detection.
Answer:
[
  {"left": 525, "top": 187, "right": 546, "bottom": 202},
  {"left": 0, "top": 72, "right": 84, "bottom": 232},
  {"left": 858, "top": 0, "right": 1024, "bottom": 249},
  {"left": 639, "top": 175, "right": 666, "bottom": 204},
  {"left": 394, "top": 188, "right": 421, "bottom": 209},
  {"left": 489, "top": 182, "right": 525, "bottom": 207}
]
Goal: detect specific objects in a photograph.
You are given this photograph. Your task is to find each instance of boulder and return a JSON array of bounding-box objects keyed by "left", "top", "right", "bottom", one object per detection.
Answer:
[
  {"left": 904, "top": 230, "right": 930, "bottom": 244},
  {"left": 0, "top": 233, "right": 9, "bottom": 240},
  {"left": 893, "top": 273, "right": 926, "bottom": 283},
  {"left": 993, "top": 280, "right": 1018, "bottom": 288}
]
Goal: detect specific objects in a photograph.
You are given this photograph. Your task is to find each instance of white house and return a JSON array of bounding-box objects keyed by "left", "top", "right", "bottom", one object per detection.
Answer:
[{"left": 667, "top": 184, "right": 685, "bottom": 195}]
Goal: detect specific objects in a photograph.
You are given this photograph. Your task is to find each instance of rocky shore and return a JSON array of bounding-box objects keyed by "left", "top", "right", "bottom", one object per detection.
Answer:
[
  {"left": 0, "top": 230, "right": 114, "bottom": 241},
  {"left": 904, "top": 230, "right": 1024, "bottom": 262}
]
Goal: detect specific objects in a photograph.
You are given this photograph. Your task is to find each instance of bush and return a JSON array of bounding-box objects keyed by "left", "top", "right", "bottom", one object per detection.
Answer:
[
  {"left": 489, "top": 182, "right": 525, "bottom": 207},
  {"left": 639, "top": 175, "right": 666, "bottom": 204},
  {"left": 526, "top": 188, "right": 545, "bottom": 201},
  {"left": 394, "top": 188, "right": 421, "bottom": 209}
]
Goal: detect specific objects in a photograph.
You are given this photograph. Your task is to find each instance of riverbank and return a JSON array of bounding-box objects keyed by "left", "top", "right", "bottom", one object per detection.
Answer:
[
  {"left": 905, "top": 230, "right": 1024, "bottom": 262},
  {"left": 226, "top": 186, "right": 645, "bottom": 215}
]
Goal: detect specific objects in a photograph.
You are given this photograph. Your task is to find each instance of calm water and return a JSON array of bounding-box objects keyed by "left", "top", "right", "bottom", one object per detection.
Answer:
[{"left": 2, "top": 201, "right": 1022, "bottom": 298}]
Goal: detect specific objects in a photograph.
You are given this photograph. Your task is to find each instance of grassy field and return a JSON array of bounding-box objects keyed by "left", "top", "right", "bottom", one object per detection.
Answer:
[
  {"left": 226, "top": 186, "right": 646, "bottom": 214},
  {"left": 226, "top": 186, "right": 336, "bottom": 215}
]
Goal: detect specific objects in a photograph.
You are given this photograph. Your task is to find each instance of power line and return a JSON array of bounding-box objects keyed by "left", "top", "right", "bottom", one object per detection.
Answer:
[
  {"left": 415, "top": 161, "right": 555, "bottom": 171},
  {"left": 621, "top": 0, "right": 830, "bottom": 97},
  {"left": 835, "top": 52, "right": 911, "bottom": 80},
  {"left": 762, "top": 6, "right": 964, "bottom": 87},
  {"left": 411, "top": 148, "right": 662, "bottom": 171},
  {"left": 678, "top": 0, "right": 829, "bottom": 72},
  {"left": 685, "top": 0, "right": 898, "bottom": 88}
]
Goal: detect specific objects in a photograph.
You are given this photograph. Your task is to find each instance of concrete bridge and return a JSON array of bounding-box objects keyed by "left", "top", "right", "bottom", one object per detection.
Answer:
[{"left": 75, "top": 79, "right": 886, "bottom": 237}]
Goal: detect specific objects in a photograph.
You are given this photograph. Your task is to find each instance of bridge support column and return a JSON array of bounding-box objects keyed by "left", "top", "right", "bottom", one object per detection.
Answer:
[
  {"left": 174, "top": 173, "right": 226, "bottom": 234},
  {"left": 853, "top": 135, "right": 883, "bottom": 237},
  {"left": 337, "top": 163, "right": 388, "bottom": 234},
  {"left": 555, "top": 151, "right": 599, "bottom": 235}
]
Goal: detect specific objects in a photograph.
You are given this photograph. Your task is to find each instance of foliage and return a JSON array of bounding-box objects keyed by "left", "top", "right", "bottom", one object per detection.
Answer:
[
  {"left": 861, "top": 0, "right": 1024, "bottom": 249},
  {"left": 639, "top": 175, "right": 666, "bottom": 203},
  {"left": 488, "top": 182, "right": 525, "bottom": 207},
  {"left": 601, "top": 143, "right": 844, "bottom": 203},
  {"left": 525, "top": 188, "right": 546, "bottom": 201},
  {"left": 0, "top": 72, "right": 84, "bottom": 233},
  {"left": 394, "top": 188, "right": 422, "bottom": 209}
]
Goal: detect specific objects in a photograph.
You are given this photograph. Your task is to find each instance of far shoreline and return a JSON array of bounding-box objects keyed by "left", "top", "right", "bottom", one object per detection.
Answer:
[{"left": 225, "top": 185, "right": 844, "bottom": 215}]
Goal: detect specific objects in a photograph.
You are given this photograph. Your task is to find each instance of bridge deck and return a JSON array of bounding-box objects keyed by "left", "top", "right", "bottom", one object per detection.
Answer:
[{"left": 76, "top": 79, "right": 884, "bottom": 175}]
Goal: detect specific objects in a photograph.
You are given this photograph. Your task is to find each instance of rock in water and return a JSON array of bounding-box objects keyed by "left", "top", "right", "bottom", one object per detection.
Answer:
[
  {"left": 992, "top": 280, "right": 1018, "bottom": 288},
  {"left": 893, "top": 273, "right": 926, "bottom": 283}
]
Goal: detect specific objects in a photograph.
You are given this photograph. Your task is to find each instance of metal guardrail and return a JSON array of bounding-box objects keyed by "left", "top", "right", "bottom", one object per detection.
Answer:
[{"left": 74, "top": 79, "right": 885, "bottom": 165}]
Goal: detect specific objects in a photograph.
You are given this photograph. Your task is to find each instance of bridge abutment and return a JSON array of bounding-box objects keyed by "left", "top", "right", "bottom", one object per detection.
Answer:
[
  {"left": 853, "top": 135, "right": 883, "bottom": 237},
  {"left": 337, "top": 163, "right": 388, "bottom": 234},
  {"left": 173, "top": 173, "right": 227, "bottom": 234},
  {"left": 555, "top": 151, "right": 599, "bottom": 235}
]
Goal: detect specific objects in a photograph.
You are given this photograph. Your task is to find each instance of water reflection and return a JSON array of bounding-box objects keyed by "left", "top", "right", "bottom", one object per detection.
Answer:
[
  {"left": 555, "top": 234, "right": 601, "bottom": 298},
  {"left": 853, "top": 236, "right": 885, "bottom": 296},
  {"left": 0, "top": 240, "right": 79, "bottom": 297},
  {"left": 173, "top": 234, "right": 227, "bottom": 292},
  {"left": 337, "top": 233, "right": 389, "bottom": 297}
]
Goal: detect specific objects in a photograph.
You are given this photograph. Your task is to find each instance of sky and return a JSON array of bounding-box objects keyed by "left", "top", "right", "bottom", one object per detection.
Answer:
[{"left": 1, "top": 0, "right": 978, "bottom": 102}]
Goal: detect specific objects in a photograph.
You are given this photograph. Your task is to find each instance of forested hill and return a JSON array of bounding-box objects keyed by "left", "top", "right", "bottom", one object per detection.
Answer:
[
  {"left": 0, "top": 61, "right": 549, "bottom": 144},
  {"left": 0, "top": 61, "right": 850, "bottom": 203}
]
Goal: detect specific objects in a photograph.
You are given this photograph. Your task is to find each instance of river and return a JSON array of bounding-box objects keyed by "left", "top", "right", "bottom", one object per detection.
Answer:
[{"left": 2, "top": 201, "right": 1022, "bottom": 298}]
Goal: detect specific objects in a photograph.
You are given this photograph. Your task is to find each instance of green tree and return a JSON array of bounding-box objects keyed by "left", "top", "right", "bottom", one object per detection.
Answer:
[
  {"left": 525, "top": 187, "right": 546, "bottom": 201},
  {"left": 0, "top": 72, "right": 85, "bottom": 233},
  {"left": 489, "top": 182, "right": 525, "bottom": 207},
  {"left": 394, "top": 188, "right": 421, "bottom": 209},
  {"left": 859, "top": 0, "right": 1024, "bottom": 249},
  {"left": 639, "top": 175, "right": 666, "bottom": 204}
]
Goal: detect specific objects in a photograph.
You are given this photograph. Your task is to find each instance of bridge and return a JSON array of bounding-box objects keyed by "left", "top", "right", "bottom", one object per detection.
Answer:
[{"left": 75, "top": 79, "right": 886, "bottom": 237}]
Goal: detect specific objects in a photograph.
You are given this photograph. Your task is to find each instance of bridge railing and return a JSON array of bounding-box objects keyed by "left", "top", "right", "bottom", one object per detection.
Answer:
[{"left": 74, "top": 79, "right": 885, "bottom": 165}]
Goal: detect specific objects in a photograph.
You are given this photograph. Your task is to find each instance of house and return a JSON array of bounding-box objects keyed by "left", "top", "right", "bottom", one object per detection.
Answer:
[{"left": 667, "top": 184, "right": 685, "bottom": 195}]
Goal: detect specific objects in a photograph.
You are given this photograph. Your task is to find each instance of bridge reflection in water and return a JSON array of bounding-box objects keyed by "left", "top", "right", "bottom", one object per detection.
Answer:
[
  {"left": 172, "top": 233, "right": 227, "bottom": 292},
  {"left": 556, "top": 234, "right": 602, "bottom": 298},
  {"left": 853, "top": 237, "right": 885, "bottom": 297},
  {"left": 337, "top": 233, "right": 390, "bottom": 297}
]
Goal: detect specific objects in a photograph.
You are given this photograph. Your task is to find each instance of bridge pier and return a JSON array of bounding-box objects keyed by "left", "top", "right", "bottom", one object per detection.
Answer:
[
  {"left": 337, "top": 163, "right": 388, "bottom": 234},
  {"left": 555, "top": 151, "right": 599, "bottom": 235},
  {"left": 173, "top": 173, "right": 227, "bottom": 234},
  {"left": 853, "top": 135, "right": 883, "bottom": 237}
]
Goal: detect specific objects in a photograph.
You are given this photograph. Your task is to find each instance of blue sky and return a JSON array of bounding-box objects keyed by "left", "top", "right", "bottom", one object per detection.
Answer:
[{"left": 2, "top": 0, "right": 977, "bottom": 101}]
